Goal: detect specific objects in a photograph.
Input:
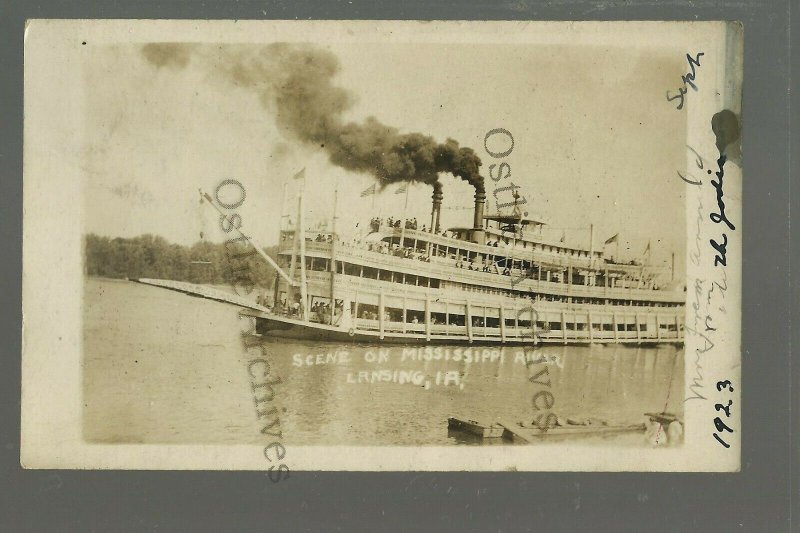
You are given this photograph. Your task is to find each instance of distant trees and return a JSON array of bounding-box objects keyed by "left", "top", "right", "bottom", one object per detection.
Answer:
[{"left": 84, "top": 233, "right": 278, "bottom": 288}]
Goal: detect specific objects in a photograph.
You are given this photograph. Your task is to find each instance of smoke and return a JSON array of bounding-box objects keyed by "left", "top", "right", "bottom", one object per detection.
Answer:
[{"left": 141, "top": 43, "right": 484, "bottom": 193}]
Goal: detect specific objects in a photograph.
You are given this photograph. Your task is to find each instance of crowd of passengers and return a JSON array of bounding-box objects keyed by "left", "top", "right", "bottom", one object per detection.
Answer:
[
  {"left": 364, "top": 240, "right": 432, "bottom": 262},
  {"left": 300, "top": 221, "right": 658, "bottom": 288},
  {"left": 299, "top": 219, "right": 646, "bottom": 268},
  {"left": 369, "top": 217, "right": 455, "bottom": 235},
  {"left": 309, "top": 299, "right": 343, "bottom": 324},
  {"left": 356, "top": 238, "right": 533, "bottom": 277},
  {"left": 276, "top": 295, "right": 346, "bottom": 325},
  {"left": 347, "top": 239, "right": 658, "bottom": 287}
]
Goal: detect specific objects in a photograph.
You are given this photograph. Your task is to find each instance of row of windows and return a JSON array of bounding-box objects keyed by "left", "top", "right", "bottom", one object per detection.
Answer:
[
  {"left": 286, "top": 256, "right": 441, "bottom": 289},
  {"left": 283, "top": 256, "right": 677, "bottom": 308},
  {"left": 457, "top": 283, "right": 680, "bottom": 308},
  {"left": 385, "top": 237, "right": 659, "bottom": 290},
  {"left": 444, "top": 233, "right": 597, "bottom": 258},
  {"left": 353, "top": 303, "right": 680, "bottom": 332}
]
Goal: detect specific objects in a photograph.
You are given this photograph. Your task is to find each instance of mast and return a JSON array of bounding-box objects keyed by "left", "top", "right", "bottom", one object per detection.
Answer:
[
  {"left": 288, "top": 194, "right": 299, "bottom": 283},
  {"left": 589, "top": 224, "right": 594, "bottom": 269},
  {"left": 329, "top": 179, "right": 339, "bottom": 325},
  {"left": 280, "top": 182, "right": 289, "bottom": 231},
  {"left": 298, "top": 183, "right": 309, "bottom": 322},
  {"left": 671, "top": 251, "right": 675, "bottom": 281},
  {"left": 639, "top": 240, "right": 651, "bottom": 289},
  {"left": 398, "top": 185, "right": 410, "bottom": 249},
  {"left": 508, "top": 192, "right": 519, "bottom": 273}
]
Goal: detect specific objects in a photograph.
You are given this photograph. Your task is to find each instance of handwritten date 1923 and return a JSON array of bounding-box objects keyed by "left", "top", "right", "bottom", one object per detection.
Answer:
[
  {"left": 666, "top": 52, "right": 704, "bottom": 110},
  {"left": 712, "top": 379, "right": 735, "bottom": 448}
]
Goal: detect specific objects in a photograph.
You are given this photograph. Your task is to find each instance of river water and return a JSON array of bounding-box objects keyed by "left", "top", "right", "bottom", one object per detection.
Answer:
[{"left": 83, "top": 278, "right": 684, "bottom": 446}]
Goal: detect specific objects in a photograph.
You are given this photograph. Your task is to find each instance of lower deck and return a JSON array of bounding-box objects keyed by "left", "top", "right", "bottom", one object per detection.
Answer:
[
  {"left": 248, "top": 310, "right": 682, "bottom": 345},
  {"left": 273, "top": 277, "right": 684, "bottom": 345}
]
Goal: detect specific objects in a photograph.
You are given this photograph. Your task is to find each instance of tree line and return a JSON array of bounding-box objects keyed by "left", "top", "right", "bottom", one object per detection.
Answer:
[{"left": 84, "top": 233, "right": 279, "bottom": 288}]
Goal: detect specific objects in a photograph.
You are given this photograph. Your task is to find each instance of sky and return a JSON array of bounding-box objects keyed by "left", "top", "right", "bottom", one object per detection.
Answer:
[{"left": 83, "top": 41, "right": 687, "bottom": 270}]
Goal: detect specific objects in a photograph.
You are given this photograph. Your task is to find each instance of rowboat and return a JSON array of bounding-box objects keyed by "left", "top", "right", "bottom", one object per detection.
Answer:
[
  {"left": 447, "top": 417, "right": 506, "bottom": 438},
  {"left": 498, "top": 419, "right": 646, "bottom": 443}
]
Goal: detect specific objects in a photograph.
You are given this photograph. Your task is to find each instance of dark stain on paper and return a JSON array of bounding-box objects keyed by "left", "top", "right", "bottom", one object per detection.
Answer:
[{"left": 711, "top": 109, "right": 741, "bottom": 163}]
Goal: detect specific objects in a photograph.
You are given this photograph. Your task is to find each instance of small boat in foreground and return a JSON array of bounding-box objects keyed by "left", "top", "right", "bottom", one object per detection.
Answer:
[
  {"left": 447, "top": 417, "right": 506, "bottom": 438},
  {"left": 447, "top": 416, "right": 647, "bottom": 443},
  {"left": 498, "top": 420, "right": 647, "bottom": 443}
]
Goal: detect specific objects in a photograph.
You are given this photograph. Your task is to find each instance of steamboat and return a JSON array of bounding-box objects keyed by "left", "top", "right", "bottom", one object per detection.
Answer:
[{"left": 213, "top": 180, "right": 685, "bottom": 346}]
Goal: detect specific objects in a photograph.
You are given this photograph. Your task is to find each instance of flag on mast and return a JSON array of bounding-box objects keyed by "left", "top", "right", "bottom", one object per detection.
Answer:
[
  {"left": 360, "top": 184, "right": 376, "bottom": 197},
  {"left": 604, "top": 233, "right": 619, "bottom": 245},
  {"left": 398, "top": 183, "right": 411, "bottom": 248},
  {"left": 395, "top": 183, "right": 408, "bottom": 194},
  {"left": 643, "top": 240, "right": 651, "bottom": 255},
  {"left": 560, "top": 230, "right": 566, "bottom": 243},
  {"left": 293, "top": 167, "right": 306, "bottom": 180}
]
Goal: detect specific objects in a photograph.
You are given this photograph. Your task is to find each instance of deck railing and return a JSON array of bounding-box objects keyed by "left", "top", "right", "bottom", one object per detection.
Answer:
[
  {"left": 352, "top": 317, "right": 683, "bottom": 343},
  {"left": 284, "top": 227, "right": 669, "bottom": 275},
  {"left": 287, "top": 241, "right": 684, "bottom": 304}
]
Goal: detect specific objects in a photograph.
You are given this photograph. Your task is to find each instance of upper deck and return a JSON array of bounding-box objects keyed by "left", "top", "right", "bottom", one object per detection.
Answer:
[
  {"left": 278, "top": 228, "right": 684, "bottom": 305},
  {"left": 379, "top": 226, "right": 657, "bottom": 276}
]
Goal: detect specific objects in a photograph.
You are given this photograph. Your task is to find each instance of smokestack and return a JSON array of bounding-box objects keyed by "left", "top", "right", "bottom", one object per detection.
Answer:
[
  {"left": 472, "top": 191, "right": 486, "bottom": 245},
  {"left": 431, "top": 189, "right": 444, "bottom": 233}
]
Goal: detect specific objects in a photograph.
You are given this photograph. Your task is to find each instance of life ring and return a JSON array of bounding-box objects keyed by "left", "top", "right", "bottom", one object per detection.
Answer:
[{"left": 348, "top": 328, "right": 355, "bottom": 337}]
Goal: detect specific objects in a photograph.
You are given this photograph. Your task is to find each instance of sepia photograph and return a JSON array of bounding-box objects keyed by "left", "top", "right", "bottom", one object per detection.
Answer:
[{"left": 22, "top": 20, "right": 742, "bottom": 471}]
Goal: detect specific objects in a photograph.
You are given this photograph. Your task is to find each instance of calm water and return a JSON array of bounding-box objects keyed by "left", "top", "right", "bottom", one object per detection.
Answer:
[{"left": 83, "top": 278, "right": 684, "bottom": 446}]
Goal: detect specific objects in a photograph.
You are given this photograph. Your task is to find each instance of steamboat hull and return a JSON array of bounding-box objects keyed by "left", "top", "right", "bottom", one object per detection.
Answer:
[{"left": 244, "top": 310, "right": 683, "bottom": 346}]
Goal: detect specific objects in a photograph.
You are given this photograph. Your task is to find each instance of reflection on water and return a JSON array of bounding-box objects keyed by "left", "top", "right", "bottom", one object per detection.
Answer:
[{"left": 83, "top": 278, "right": 683, "bottom": 446}]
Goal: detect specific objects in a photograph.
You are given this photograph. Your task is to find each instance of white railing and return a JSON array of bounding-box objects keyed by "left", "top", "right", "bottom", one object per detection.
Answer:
[
  {"left": 351, "top": 317, "right": 683, "bottom": 342},
  {"left": 283, "top": 240, "right": 683, "bottom": 304},
  {"left": 282, "top": 228, "right": 667, "bottom": 276}
]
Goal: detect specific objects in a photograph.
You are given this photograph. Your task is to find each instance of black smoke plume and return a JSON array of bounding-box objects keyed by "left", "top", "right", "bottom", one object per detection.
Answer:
[{"left": 142, "top": 43, "right": 485, "bottom": 193}]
